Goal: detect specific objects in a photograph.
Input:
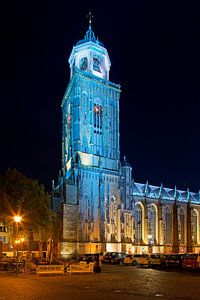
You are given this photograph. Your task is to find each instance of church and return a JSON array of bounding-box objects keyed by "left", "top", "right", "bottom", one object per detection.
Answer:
[{"left": 52, "top": 19, "right": 200, "bottom": 258}]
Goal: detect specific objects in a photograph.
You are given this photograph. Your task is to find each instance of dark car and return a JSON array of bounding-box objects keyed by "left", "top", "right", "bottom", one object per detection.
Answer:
[
  {"left": 110, "top": 252, "right": 126, "bottom": 265},
  {"left": 103, "top": 252, "right": 114, "bottom": 263},
  {"left": 160, "top": 254, "right": 171, "bottom": 269},
  {"left": 183, "top": 253, "right": 200, "bottom": 270},
  {"left": 165, "top": 254, "right": 186, "bottom": 269}
]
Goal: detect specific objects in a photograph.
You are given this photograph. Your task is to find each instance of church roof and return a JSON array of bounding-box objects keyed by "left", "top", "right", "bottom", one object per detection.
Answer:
[{"left": 132, "top": 181, "right": 200, "bottom": 204}]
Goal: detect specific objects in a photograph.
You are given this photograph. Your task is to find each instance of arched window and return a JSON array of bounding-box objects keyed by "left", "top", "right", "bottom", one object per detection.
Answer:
[
  {"left": 93, "top": 56, "right": 101, "bottom": 73},
  {"left": 135, "top": 203, "right": 143, "bottom": 244},
  {"left": 94, "top": 104, "right": 102, "bottom": 133},
  {"left": 108, "top": 196, "right": 116, "bottom": 224},
  {"left": 179, "top": 208, "right": 185, "bottom": 244},
  {"left": 148, "top": 205, "right": 157, "bottom": 244},
  {"left": 80, "top": 57, "right": 88, "bottom": 71},
  {"left": 165, "top": 207, "right": 172, "bottom": 244},
  {"left": 191, "top": 209, "right": 198, "bottom": 244}
]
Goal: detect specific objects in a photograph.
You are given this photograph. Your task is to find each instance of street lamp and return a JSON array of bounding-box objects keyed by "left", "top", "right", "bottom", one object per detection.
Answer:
[{"left": 14, "top": 215, "right": 22, "bottom": 276}]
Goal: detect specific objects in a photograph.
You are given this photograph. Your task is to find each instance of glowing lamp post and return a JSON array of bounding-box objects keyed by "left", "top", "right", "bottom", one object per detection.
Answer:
[{"left": 14, "top": 215, "right": 22, "bottom": 276}]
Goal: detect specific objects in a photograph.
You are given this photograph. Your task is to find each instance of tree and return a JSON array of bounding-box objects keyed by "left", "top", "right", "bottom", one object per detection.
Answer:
[{"left": 0, "top": 169, "right": 53, "bottom": 241}]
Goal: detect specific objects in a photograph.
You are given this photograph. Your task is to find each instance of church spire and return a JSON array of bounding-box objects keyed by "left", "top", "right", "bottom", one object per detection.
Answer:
[{"left": 85, "top": 11, "right": 96, "bottom": 41}]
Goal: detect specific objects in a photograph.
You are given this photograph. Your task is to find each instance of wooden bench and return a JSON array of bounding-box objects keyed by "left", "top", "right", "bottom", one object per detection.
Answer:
[
  {"left": 36, "top": 265, "right": 65, "bottom": 276},
  {"left": 67, "top": 261, "right": 94, "bottom": 275}
]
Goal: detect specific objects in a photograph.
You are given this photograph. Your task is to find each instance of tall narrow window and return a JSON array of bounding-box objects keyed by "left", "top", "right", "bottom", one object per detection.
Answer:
[
  {"left": 179, "top": 208, "right": 185, "bottom": 244},
  {"left": 93, "top": 57, "right": 101, "bottom": 72},
  {"left": 165, "top": 207, "right": 172, "bottom": 244},
  {"left": 148, "top": 205, "right": 157, "bottom": 244},
  {"left": 191, "top": 209, "right": 198, "bottom": 244},
  {"left": 94, "top": 104, "right": 102, "bottom": 133},
  {"left": 135, "top": 204, "right": 143, "bottom": 244}
]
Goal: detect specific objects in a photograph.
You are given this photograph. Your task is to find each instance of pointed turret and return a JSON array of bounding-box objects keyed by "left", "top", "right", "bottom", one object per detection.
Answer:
[
  {"left": 144, "top": 180, "right": 149, "bottom": 197},
  {"left": 159, "top": 183, "right": 163, "bottom": 198},
  {"left": 187, "top": 188, "right": 190, "bottom": 201},
  {"left": 174, "top": 185, "right": 177, "bottom": 200},
  {"left": 122, "top": 155, "right": 130, "bottom": 167}
]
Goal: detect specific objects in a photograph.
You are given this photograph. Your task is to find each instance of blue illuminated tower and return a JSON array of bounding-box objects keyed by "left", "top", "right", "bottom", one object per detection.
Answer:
[
  {"left": 53, "top": 16, "right": 200, "bottom": 257},
  {"left": 61, "top": 18, "right": 122, "bottom": 255}
]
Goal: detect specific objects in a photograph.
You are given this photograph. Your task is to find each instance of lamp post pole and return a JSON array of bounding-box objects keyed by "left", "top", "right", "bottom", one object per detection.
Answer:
[
  {"left": 14, "top": 216, "right": 22, "bottom": 277},
  {"left": 16, "top": 222, "right": 19, "bottom": 276}
]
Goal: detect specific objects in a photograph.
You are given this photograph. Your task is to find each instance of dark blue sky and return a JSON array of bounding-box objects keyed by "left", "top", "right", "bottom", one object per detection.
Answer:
[{"left": 1, "top": 0, "right": 200, "bottom": 192}]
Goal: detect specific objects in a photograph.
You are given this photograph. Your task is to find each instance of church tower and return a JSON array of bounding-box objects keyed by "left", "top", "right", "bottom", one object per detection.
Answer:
[
  {"left": 54, "top": 16, "right": 200, "bottom": 258},
  {"left": 61, "top": 16, "right": 121, "bottom": 256}
]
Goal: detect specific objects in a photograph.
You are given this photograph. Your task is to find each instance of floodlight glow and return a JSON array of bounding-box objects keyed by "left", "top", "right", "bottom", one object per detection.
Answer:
[{"left": 14, "top": 215, "right": 22, "bottom": 223}]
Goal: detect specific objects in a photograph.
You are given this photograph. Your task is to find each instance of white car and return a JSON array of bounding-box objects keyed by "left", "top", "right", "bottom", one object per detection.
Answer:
[{"left": 124, "top": 254, "right": 142, "bottom": 266}]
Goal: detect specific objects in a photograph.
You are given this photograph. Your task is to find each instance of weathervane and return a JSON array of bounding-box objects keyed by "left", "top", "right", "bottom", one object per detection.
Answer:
[{"left": 87, "top": 11, "right": 94, "bottom": 27}]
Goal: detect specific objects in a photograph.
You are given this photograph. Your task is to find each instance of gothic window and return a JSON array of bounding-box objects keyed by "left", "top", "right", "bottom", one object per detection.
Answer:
[
  {"left": 93, "top": 57, "right": 101, "bottom": 72},
  {"left": 165, "top": 207, "right": 172, "bottom": 244},
  {"left": 191, "top": 209, "right": 198, "bottom": 244},
  {"left": 109, "top": 198, "right": 115, "bottom": 223},
  {"left": 80, "top": 57, "right": 88, "bottom": 71},
  {"left": 94, "top": 104, "right": 102, "bottom": 133},
  {"left": 179, "top": 208, "right": 185, "bottom": 244},
  {"left": 148, "top": 204, "right": 157, "bottom": 244},
  {"left": 135, "top": 203, "right": 143, "bottom": 244}
]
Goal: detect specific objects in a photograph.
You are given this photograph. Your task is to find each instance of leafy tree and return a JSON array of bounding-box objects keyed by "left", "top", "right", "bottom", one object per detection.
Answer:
[{"left": 0, "top": 169, "right": 53, "bottom": 241}]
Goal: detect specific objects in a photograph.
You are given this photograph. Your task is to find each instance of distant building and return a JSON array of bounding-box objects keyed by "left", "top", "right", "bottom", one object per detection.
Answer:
[
  {"left": 0, "top": 221, "right": 12, "bottom": 254},
  {"left": 53, "top": 21, "right": 200, "bottom": 257}
]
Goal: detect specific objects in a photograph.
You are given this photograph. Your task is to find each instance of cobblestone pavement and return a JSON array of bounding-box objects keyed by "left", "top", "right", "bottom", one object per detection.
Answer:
[{"left": 0, "top": 265, "right": 200, "bottom": 300}]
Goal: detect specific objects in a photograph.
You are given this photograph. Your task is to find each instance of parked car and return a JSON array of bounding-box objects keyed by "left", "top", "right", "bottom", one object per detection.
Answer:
[
  {"left": 103, "top": 252, "right": 114, "bottom": 263},
  {"left": 138, "top": 254, "right": 150, "bottom": 267},
  {"left": 150, "top": 254, "right": 170, "bottom": 269},
  {"left": 183, "top": 253, "right": 200, "bottom": 270},
  {"left": 123, "top": 254, "right": 142, "bottom": 266},
  {"left": 124, "top": 254, "right": 134, "bottom": 265},
  {"left": 165, "top": 254, "right": 186, "bottom": 270},
  {"left": 149, "top": 254, "right": 161, "bottom": 268},
  {"left": 110, "top": 252, "right": 126, "bottom": 265}
]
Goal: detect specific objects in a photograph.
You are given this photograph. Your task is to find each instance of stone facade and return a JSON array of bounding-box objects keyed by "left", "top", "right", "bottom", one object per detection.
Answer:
[{"left": 53, "top": 23, "right": 200, "bottom": 258}]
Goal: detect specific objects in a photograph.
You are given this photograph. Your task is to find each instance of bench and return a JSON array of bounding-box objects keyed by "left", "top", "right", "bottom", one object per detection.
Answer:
[
  {"left": 36, "top": 265, "right": 65, "bottom": 276},
  {"left": 67, "top": 261, "right": 94, "bottom": 275}
]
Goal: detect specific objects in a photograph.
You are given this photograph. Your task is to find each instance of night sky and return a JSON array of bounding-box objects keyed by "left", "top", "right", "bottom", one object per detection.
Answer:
[{"left": 1, "top": 1, "right": 200, "bottom": 192}]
